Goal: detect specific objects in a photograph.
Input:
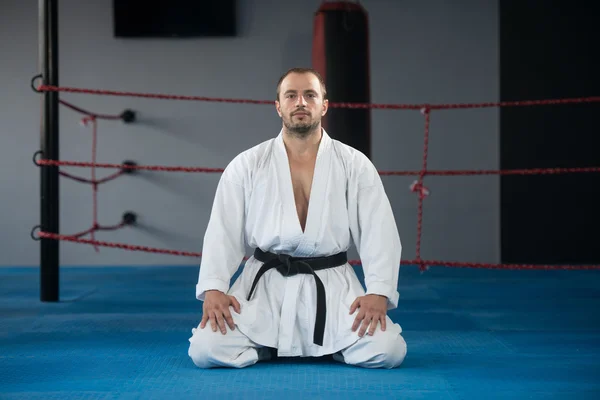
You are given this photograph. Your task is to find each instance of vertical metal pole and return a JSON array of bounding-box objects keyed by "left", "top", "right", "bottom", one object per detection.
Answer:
[{"left": 39, "top": 0, "right": 60, "bottom": 302}]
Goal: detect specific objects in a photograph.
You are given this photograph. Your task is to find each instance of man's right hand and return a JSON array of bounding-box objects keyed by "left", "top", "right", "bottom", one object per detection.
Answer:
[{"left": 200, "top": 290, "right": 241, "bottom": 334}]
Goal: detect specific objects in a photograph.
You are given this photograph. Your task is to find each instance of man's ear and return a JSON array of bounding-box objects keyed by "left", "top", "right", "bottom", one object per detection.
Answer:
[
  {"left": 322, "top": 99, "right": 329, "bottom": 116},
  {"left": 275, "top": 100, "right": 282, "bottom": 117}
]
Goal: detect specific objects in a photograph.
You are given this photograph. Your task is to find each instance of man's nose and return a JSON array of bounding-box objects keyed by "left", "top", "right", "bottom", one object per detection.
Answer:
[{"left": 296, "top": 96, "right": 307, "bottom": 106}]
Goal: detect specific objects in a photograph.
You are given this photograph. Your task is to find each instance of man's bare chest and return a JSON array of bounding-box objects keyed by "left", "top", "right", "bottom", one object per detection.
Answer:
[{"left": 288, "top": 158, "right": 316, "bottom": 231}]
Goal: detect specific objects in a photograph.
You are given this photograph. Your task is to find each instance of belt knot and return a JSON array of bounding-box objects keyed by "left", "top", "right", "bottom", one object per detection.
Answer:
[{"left": 276, "top": 254, "right": 310, "bottom": 277}]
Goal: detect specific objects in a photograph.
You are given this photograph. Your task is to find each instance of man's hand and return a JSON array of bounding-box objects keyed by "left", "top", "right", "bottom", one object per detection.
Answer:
[
  {"left": 200, "top": 290, "right": 241, "bottom": 335},
  {"left": 349, "top": 294, "right": 388, "bottom": 337}
]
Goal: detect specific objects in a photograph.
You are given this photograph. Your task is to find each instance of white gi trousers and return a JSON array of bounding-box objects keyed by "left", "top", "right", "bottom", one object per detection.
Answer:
[{"left": 188, "top": 314, "right": 407, "bottom": 369}]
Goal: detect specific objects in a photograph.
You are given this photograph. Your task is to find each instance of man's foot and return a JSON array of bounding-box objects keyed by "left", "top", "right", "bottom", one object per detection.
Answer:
[{"left": 256, "top": 347, "right": 277, "bottom": 361}]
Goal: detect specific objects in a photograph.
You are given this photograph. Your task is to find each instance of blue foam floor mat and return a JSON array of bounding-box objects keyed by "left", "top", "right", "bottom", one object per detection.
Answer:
[{"left": 1, "top": 265, "right": 599, "bottom": 399}]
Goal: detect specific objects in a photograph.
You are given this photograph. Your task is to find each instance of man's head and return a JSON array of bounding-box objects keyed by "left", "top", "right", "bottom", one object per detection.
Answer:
[{"left": 275, "top": 67, "right": 328, "bottom": 138}]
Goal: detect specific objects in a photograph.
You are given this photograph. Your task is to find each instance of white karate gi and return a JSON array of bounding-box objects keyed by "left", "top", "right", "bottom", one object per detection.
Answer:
[{"left": 188, "top": 129, "right": 407, "bottom": 368}]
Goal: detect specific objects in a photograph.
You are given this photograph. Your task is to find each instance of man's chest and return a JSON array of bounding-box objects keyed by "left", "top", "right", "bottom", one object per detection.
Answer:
[{"left": 288, "top": 158, "right": 316, "bottom": 201}]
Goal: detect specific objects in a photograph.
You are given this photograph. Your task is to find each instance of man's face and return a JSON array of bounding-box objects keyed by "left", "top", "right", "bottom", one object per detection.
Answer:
[{"left": 276, "top": 72, "right": 328, "bottom": 137}]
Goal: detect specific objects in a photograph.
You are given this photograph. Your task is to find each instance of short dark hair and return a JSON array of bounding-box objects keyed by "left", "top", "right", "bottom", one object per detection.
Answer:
[{"left": 276, "top": 67, "right": 327, "bottom": 101}]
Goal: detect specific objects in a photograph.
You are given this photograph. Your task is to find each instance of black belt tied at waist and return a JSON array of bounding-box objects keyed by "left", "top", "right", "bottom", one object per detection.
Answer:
[{"left": 246, "top": 248, "right": 348, "bottom": 346}]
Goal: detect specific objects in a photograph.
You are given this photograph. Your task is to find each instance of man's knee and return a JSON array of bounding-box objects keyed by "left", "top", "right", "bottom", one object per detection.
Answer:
[
  {"left": 188, "top": 326, "right": 222, "bottom": 368},
  {"left": 380, "top": 333, "right": 407, "bottom": 368},
  {"left": 341, "top": 329, "right": 407, "bottom": 369},
  {"left": 187, "top": 325, "right": 258, "bottom": 369}
]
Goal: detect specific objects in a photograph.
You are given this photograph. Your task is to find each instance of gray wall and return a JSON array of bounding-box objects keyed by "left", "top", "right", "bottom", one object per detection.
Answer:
[{"left": 0, "top": 0, "right": 499, "bottom": 267}]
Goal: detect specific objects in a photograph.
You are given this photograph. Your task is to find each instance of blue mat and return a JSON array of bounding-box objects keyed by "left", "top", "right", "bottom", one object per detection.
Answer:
[{"left": 1, "top": 265, "right": 599, "bottom": 399}]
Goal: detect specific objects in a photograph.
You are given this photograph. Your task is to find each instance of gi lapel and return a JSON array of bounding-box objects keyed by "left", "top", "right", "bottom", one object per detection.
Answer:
[
  {"left": 299, "top": 129, "right": 332, "bottom": 255},
  {"left": 273, "top": 131, "right": 305, "bottom": 245}
]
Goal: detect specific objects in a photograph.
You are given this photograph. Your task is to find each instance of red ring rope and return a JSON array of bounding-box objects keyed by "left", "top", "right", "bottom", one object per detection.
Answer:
[
  {"left": 33, "top": 83, "right": 600, "bottom": 271},
  {"left": 44, "top": 99, "right": 130, "bottom": 251},
  {"left": 36, "top": 159, "right": 600, "bottom": 176},
  {"left": 37, "top": 84, "right": 600, "bottom": 109}
]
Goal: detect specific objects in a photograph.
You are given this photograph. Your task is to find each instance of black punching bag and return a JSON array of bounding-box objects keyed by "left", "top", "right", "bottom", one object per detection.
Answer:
[{"left": 312, "top": 1, "right": 371, "bottom": 159}]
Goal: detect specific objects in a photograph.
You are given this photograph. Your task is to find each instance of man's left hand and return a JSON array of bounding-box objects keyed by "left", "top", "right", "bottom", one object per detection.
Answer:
[{"left": 349, "top": 294, "right": 388, "bottom": 337}]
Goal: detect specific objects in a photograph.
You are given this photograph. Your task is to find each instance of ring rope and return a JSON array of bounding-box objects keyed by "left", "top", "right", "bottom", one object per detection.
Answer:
[
  {"left": 35, "top": 159, "right": 600, "bottom": 177},
  {"left": 37, "top": 84, "right": 600, "bottom": 109},
  {"left": 33, "top": 231, "right": 600, "bottom": 271},
  {"left": 35, "top": 98, "right": 135, "bottom": 249},
  {"left": 32, "top": 83, "right": 600, "bottom": 271}
]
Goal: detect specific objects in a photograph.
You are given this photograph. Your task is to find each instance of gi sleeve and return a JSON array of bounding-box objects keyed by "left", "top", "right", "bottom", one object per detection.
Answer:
[
  {"left": 348, "top": 157, "right": 402, "bottom": 309},
  {"left": 195, "top": 163, "right": 246, "bottom": 301}
]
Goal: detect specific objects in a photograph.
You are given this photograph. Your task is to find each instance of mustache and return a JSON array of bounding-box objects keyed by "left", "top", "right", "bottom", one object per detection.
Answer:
[{"left": 291, "top": 110, "right": 311, "bottom": 116}]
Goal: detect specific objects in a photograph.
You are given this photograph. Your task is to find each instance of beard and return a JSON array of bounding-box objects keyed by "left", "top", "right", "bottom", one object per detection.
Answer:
[{"left": 283, "top": 112, "right": 320, "bottom": 138}]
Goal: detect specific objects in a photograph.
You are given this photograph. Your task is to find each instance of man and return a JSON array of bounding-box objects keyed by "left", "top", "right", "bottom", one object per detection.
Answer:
[{"left": 188, "top": 67, "right": 406, "bottom": 369}]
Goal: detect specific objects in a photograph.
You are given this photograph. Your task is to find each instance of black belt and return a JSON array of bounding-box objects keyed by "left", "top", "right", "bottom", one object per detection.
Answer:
[{"left": 246, "top": 248, "right": 348, "bottom": 346}]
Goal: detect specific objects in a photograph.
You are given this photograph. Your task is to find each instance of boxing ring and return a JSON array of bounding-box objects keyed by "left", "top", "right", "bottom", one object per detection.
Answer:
[
  {"left": 29, "top": 88, "right": 600, "bottom": 272},
  {"left": 2, "top": 1, "right": 600, "bottom": 399}
]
